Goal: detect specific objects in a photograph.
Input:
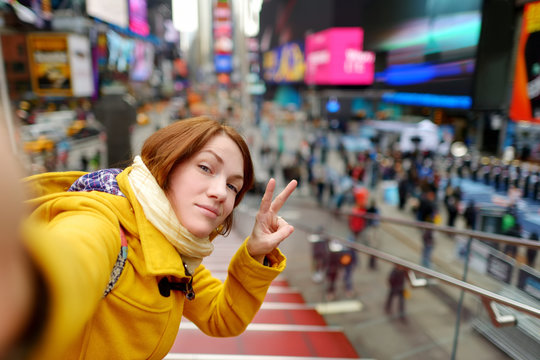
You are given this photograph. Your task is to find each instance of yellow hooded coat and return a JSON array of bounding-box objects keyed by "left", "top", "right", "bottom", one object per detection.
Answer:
[{"left": 22, "top": 168, "right": 285, "bottom": 359}]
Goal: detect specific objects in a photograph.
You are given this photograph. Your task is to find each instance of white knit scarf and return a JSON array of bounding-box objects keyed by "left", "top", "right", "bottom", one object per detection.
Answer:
[{"left": 128, "top": 156, "right": 214, "bottom": 274}]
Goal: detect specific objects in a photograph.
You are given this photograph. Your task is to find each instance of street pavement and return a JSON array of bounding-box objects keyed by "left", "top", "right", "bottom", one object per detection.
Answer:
[
  {"left": 239, "top": 120, "right": 518, "bottom": 359},
  {"left": 236, "top": 187, "right": 511, "bottom": 360}
]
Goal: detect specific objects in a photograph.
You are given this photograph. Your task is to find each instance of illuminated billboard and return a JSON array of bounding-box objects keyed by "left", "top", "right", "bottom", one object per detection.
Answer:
[
  {"left": 27, "top": 33, "right": 94, "bottom": 97},
  {"left": 304, "top": 27, "right": 375, "bottom": 85},
  {"left": 510, "top": 0, "right": 540, "bottom": 123},
  {"left": 129, "top": 0, "right": 150, "bottom": 36},
  {"left": 262, "top": 42, "right": 305, "bottom": 83}
]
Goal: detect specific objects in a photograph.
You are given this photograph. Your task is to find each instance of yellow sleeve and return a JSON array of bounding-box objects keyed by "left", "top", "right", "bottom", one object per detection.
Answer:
[
  {"left": 23, "top": 197, "right": 121, "bottom": 359},
  {"left": 183, "top": 238, "right": 286, "bottom": 337}
]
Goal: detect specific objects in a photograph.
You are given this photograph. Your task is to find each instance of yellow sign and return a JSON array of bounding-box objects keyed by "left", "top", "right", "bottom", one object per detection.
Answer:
[
  {"left": 263, "top": 42, "right": 305, "bottom": 83},
  {"left": 27, "top": 34, "right": 72, "bottom": 96}
]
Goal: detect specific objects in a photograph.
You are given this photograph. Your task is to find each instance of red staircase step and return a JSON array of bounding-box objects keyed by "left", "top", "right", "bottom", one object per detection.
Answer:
[
  {"left": 171, "top": 323, "right": 359, "bottom": 358},
  {"left": 253, "top": 308, "right": 327, "bottom": 325},
  {"left": 264, "top": 292, "right": 306, "bottom": 303}
]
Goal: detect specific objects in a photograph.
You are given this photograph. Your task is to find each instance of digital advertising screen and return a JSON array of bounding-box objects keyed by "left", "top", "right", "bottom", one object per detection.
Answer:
[
  {"left": 129, "top": 0, "right": 150, "bottom": 36},
  {"left": 510, "top": 0, "right": 540, "bottom": 123}
]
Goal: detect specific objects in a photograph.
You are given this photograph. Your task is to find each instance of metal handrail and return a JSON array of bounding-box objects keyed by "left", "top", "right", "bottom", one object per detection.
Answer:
[
  {"left": 292, "top": 221, "right": 540, "bottom": 320},
  {"left": 237, "top": 206, "right": 540, "bottom": 320},
  {"left": 347, "top": 211, "right": 540, "bottom": 249}
]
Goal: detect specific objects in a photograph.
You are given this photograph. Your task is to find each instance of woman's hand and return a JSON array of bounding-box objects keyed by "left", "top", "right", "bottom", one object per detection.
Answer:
[
  {"left": 0, "top": 127, "right": 36, "bottom": 357},
  {"left": 247, "top": 178, "right": 297, "bottom": 263}
]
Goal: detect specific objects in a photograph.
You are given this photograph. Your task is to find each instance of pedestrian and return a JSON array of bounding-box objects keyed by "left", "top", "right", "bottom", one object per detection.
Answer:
[
  {"left": 526, "top": 232, "right": 539, "bottom": 267},
  {"left": 312, "top": 162, "right": 326, "bottom": 206},
  {"left": 309, "top": 227, "right": 329, "bottom": 283},
  {"left": 421, "top": 225, "right": 435, "bottom": 268},
  {"left": 325, "top": 240, "right": 345, "bottom": 301},
  {"left": 385, "top": 265, "right": 408, "bottom": 317},
  {"left": 348, "top": 201, "right": 366, "bottom": 242},
  {"left": 341, "top": 244, "right": 358, "bottom": 298},
  {"left": 398, "top": 174, "right": 409, "bottom": 210},
  {"left": 501, "top": 205, "right": 517, "bottom": 234},
  {"left": 14, "top": 117, "right": 298, "bottom": 359},
  {"left": 333, "top": 175, "right": 353, "bottom": 214},
  {"left": 503, "top": 223, "right": 521, "bottom": 258},
  {"left": 416, "top": 188, "right": 436, "bottom": 223},
  {"left": 445, "top": 195, "right": 458, "bottom": 228},
  {"left": 463, "top": 200, "right": 478, "bottom": 230},
  {"left": 366, "top": 200, "right": 380, "bottom": 269}
]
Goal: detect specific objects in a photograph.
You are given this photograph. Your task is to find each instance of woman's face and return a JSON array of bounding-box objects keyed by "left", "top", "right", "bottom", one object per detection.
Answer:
[{"left": 166, "top": 134, "right": 244, "bottom": 238}]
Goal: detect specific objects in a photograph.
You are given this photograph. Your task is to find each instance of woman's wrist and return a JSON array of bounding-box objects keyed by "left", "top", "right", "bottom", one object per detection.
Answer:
[{"left": 251, "top": 253, "right": 266, "bottom": 264}]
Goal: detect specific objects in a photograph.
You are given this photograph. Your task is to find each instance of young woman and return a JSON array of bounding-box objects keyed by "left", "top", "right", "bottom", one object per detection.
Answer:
[{"left": 12, "top": 116, "right": 297, "bottom": 359}]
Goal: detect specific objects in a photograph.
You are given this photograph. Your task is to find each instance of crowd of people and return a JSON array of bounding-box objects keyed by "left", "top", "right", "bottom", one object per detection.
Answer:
[{"left": 255, "top": 112, "right": 539, "bottom": 319}]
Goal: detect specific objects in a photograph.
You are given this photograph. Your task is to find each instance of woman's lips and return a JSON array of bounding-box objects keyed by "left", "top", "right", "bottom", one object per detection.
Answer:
[{"left": 197, "top": 204, "right": 219, "bottom": 218}]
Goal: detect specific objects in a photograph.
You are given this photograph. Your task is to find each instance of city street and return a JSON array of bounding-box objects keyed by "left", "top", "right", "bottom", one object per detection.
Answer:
[
  {"left": 132, "top": 109, "right": 538, "bottom": 359},
  {"left": 236, "top": 188, "right": 510, "bottom": 359}
]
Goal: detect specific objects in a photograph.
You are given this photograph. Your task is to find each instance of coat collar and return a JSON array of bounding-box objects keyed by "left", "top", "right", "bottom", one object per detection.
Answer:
[{"left": 116, "top": 167, "right": 189, "bottom": 279}]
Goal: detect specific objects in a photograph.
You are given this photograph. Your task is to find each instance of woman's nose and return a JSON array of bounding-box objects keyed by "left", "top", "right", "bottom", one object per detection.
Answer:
[{"left": 207, "top": 176, "right": 228, "bottom": 200}]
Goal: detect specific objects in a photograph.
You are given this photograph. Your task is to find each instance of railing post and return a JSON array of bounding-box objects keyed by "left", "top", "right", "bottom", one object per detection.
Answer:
[{"left": 451, "top": 236, "right": 472, "bottom": 360}]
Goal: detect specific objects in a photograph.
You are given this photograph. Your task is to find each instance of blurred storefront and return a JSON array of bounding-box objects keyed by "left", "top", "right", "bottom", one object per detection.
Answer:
[{"left": 0, "top": 0, "right": 183, "bottom": 173}]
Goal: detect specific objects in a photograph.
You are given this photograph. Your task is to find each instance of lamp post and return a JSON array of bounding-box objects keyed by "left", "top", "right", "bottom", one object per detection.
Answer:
[{"left": 449, "top": 140, "right": 469, "bottom": 360}]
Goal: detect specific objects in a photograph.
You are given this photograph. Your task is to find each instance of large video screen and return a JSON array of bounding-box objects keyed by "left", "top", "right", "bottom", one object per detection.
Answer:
[{"left": 361, "top": 0, "right": 483, "bottom": 91}]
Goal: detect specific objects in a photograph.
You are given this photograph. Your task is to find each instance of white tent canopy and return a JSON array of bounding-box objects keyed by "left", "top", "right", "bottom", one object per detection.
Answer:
[
  {"left": 364, "top": 119, "right": 441, "bottom": 153},
  {"left": 399, "top": 119, "right": 440, "bottom": 153}
]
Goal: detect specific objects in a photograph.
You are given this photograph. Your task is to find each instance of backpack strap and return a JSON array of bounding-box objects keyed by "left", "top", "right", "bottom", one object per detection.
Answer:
[{"left": 103, "top": 225, "right": 128, "bottom": 297}]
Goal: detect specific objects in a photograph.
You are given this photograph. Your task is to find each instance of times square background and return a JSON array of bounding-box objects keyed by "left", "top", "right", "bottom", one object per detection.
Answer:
[{"left": 1, "top": 0, "right": 540, "bottom": 359}]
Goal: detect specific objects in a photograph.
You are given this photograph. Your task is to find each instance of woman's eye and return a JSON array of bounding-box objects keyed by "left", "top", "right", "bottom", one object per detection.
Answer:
[
  {"left": 199, "top": 164, "right": 211, "bottom": 173},
  {"left": 227, "top": 184, "right": 239, "bottom": 193}
]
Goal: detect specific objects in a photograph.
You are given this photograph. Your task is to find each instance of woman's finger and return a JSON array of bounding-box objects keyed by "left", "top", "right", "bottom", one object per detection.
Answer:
[
  {"left": 270, "top": 179, "right": 298, "bottom": 214},
  {"left": 271, "top": 219, "right": 295, "bottom": 244},
  {"left": 258, "top": 178, "right": 276, "bottom": 214}
]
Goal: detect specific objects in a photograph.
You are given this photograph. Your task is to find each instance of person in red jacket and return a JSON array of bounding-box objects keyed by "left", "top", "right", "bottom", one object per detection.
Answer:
[
  {"left": 348, "top": 202, "right": 367, "bottom": 242},
  {"left": 342, "top": 200, "right": 367, "bottom": 297}
]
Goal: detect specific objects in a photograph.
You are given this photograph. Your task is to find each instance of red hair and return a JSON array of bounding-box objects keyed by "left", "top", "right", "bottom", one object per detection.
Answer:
[{"left": 140, "top": 116, "right": 254, "bottom": 235}]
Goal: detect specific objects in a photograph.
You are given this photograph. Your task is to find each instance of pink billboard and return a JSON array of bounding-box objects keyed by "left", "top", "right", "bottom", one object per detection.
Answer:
[
  {"left": 129, "top": 0, "right": 150, "bottom": 36},
  {"left": 305, "top": 27, "right": 375, "bottom": 85}
]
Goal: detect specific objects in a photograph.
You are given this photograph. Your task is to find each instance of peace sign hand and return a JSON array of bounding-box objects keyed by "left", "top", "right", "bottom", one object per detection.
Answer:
[{"left": 247, "top": 178, "right": 298, "bottom": 263}]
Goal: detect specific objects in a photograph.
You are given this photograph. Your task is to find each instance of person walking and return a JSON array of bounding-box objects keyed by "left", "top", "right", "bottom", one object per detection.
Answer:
[
  {"left": 445, "top": 195, "right": 458, "bottom": 228},
  {"left": 527, "top": 232, "right": 539, "bottom": 267},
  {"left": 416, "top": 189, "right": 437, "bottom": 269},
  {"left": 309, "top": 227, "right": 329, "bottom": 283},
  {"left": 463, "top": 200, "right": 478, "bottom": 230},
  {"left": 366, "top": 200, "right": 380, "bottom": 269},
  {"left": 385, "top": 265, "right": 408, "bottom": 318},
  {"left": 503, "top": 223, "right": 522, "bottom": 259},
  {"left": 341, "top": 242, "right": 358, "bottom": 298},
  {"left": 416, "top": 189, "right": 436, "bottom": 223},
  {"left": 398, "top": 174, "right": 409, "bottom": 210},
  {"left": 325, "top": 240, "right": 345, "bottom": 301},
  {"left": 421, "top": 225, "right": 435, "bottom": 268},
  {"left": 12, "top": 117, "right": 298, "bottom": 360},
  {"left": 348, "top": 202, "right": 367, "bottom": 243}
]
